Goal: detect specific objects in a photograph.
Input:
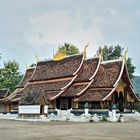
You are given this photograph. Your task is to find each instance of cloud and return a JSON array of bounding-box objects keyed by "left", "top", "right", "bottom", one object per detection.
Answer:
[
  {"left": 22, "top": 11, "right": 103, "bottom": 56},
  {"left": 0, "top": 0, "right": 140, "bottom": 75}
]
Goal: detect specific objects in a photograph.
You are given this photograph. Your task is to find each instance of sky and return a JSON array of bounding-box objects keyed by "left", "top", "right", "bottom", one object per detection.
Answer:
[{"left": 0, "top": 0, "right": 140, "bottom": 75}]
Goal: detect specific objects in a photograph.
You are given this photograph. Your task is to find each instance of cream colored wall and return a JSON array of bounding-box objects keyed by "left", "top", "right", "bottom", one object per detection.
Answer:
[
  {"left": 127, "top": 94, "right": 135, "bottom": 102},
  {"left": 108, "top": 79, "right": 134, "bottom": 102},
  {"left": 49, "top": 100, "right": 56, "bottom": 109},
  {"left": 72, "top": 99, "right": 78, "bottom": 108},
  {"left": 5, "top": 104, "right": 11, "bottom": 112},
  {"left": 115, "top": 79, "right": 125, "bottom": 96}
]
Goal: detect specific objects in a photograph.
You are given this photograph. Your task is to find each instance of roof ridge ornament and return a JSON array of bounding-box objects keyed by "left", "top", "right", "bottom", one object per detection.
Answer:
[
  {"left": 100, "top": 47, "right": 104, "bottom": 61},
  {"left": 83, "top": 43, "right": 89, "bottom": 59},
  {"left": 25, "top": 64, "right": 29, "bottom": 69},
  {"left": 123, "top": 48, "right": 128, "bottom": 62},
  {"left": 53, "top": 49, "right": 66, "bottom": 61},
  {"left": 35, "top": 54, "right": 40, "bottom": 64}
]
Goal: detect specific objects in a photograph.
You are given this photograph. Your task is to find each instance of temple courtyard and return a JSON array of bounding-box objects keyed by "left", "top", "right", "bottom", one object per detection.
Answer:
[{"left": 0, "top": 119, "right": 140, "bottom": 140}]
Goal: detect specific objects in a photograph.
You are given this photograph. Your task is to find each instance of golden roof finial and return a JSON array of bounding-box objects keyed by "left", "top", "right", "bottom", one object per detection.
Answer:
[
  {"left": 53, "top": 50, "right": 66, "bottom": 61},
  {"left": 123, "top": 48, "right": 128, "bottom": 62},
  {"left": 25, "top": 64, "right": 29, "bottom": 69},
  {"left": 35, "top": 54, "right": 40, "bottom": 64},
  {"left": 100, "top": 47, "right": 104, "bottom": 61},
  {"left": 84, "top": 43, "right": 89, "bottom": 59}
]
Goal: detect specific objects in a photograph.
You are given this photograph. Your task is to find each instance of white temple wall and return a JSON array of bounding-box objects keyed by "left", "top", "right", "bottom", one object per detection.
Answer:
[{"left": 19, "top": 105, "right": 40, "bottom": 114}]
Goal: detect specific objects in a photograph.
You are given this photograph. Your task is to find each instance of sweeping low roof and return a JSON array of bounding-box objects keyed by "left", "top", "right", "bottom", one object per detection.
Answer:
[{"left": 14, "top": 53, "right": 139, "bottom": 105}]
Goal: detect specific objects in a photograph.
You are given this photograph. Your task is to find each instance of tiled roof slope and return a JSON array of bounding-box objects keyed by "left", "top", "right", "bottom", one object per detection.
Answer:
[
  {"left": 75, "top": 60, "right": 139, "bottom": 102},
  {"left": 5, "top": 88, "right": 23, "bottom": 103},
  {"left": 90, "top": 60, "right": 122, "bottom": 88},
  {"left": 20, "top": 78, "right": 73, "bottom": 105},
  {"left": 75, "top": 60, "right": 123, "bottom": 102},
  {"left": 62, "top": 57, "right": 100, "bottom": 97},
  {"left": 0, "top": 89, "right": 10, "bottom": 98},
  {"left": 30, "top": 54, "right": 83, "bottom": 81},
  {"left": 5, "top": 68, "right": 35, "bottom": 103},
  {"left": 75, "top": 90, "right": 111, "bottom": 102},
  {"left": 75, "top": 57, "right": 100, "bottom": 82},
  {"left": 24, "top": 80, "right": 71, "bottom": 94},
  {"left": 20, "top": 54, "right": 84, "bottom": 104},
  {"left": 17, "top": 68, "right": 35, "bottom": 88}
]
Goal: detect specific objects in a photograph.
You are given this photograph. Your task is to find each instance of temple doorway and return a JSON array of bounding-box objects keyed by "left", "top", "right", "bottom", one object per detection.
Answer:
[
  {"left": 118, "top": 91, "right": 124, "bottom": 112},
  {"left": 114, "top": 91, "right": 119, "bottom": 104},
  {"left": 56, "top": 98, "right": 72, "bottom": 110},
  {"left": 112, "top": 91, "right": 119, "bottom": 105},
  {"left": 112, "top": 91, "right": 124, "bottom": 112}
]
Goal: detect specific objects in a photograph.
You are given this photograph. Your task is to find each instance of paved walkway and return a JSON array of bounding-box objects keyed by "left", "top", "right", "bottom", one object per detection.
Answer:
[{"left": 0, "top": 119, "right": 140, "bottom": 140}]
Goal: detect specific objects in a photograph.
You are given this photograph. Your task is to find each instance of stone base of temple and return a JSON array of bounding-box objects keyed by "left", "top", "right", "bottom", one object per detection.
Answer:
[
  {"left": 18, "top": 114, "right": 42, "bottom": 119},
  {"left": 16, "top": 109, "right": 140, "bottom": 123},
  {"left": 0, "top": 109, "right": 140, "bottom": 123}
]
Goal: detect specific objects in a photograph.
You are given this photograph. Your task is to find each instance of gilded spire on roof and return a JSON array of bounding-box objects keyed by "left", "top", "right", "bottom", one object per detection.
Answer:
[
  {"left": 83, "top": 43, "right": 89, "bottom": 59},
  {"left": 100, "top": 47, "right": 104, "bottom": 61},
  {"left": 123, "top": 48, "right": 128, "bottom": 62},
  {"left": 35, "top": 54, "right": 40, "bottom": 64},
  {"left": 25, "top": 64, "right": 29, "bottom": 69},
  {"left": 53, "top": 50, "right": 66, "bottom": 61}
]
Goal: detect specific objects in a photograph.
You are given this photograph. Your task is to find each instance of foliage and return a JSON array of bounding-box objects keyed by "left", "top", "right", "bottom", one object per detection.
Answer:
[
  {"left": 96, "top": 45, "right": 136, "bottom": 80},
  {"left": 126, "top": 58, "right": 136, "bottom": 80},
  {"left": 0, "top": 60, "right": 23, "bottom": 92},
  {"left": 97, "top": 45, "right": 123, "bottom": 61},
  {"left": 133, "top": 76, "right": 140, "bottom": 97},
  {"left": 0, "top": 53, "right": 1, "bottom": 66},
  {"left": 58, "top": 43, "right": 79, "bottom": 56}
]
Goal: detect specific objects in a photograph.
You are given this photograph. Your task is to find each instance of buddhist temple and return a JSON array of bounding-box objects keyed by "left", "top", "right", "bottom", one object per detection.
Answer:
[
  {"left": 0, "top": 89, "right": 10, "bottom": 112},
  {"left": 17, "top": 52, "right": 139, "bottom": 114},
  {"left": 4, "top": 67, "right": 35, "bottom": 112}
]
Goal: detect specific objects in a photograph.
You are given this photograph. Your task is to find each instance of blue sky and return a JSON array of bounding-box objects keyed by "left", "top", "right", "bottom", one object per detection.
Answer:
[{"left": 0, "top": 0, "right": 140, "bottom": 75}]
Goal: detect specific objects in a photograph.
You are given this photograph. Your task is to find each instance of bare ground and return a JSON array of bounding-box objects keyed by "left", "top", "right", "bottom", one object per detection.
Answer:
[{"left": 0, "top": 119, "right": 140, "bottom": 140}]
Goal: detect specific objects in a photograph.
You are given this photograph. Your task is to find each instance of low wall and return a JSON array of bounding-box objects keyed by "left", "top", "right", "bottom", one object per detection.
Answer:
[{"left": 19, "top": 105, "right": 40, "bottom": 114}]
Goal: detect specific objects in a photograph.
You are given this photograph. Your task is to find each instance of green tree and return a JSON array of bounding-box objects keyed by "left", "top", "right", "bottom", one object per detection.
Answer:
[
  {"left": 58, "top": 43, "right": 79, "bottom": 56},
  {"left": 97, "top": 45, "right": 124, "bottom": 61},
  {"left": 0, "top": 53, "right": 1, "bottom": 66},
  {"left": 96, "top": 45, "right": 136, "bottom": 80},
  {"left": 0, "top": 60, "right": 23, "bottom": 92},
  {"left": 126, "top": 58, "right": 136, "bottom": 80}
]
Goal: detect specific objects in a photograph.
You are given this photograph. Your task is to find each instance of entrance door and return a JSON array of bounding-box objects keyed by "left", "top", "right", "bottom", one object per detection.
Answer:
[
  {"left": 60, "top": 99, "right": 68, "bottom": 110},
  {"left": 112, "top": 91, "right": 119, "bottom": 105},
  {"left": 56, "top": 99, "right": 60, "bottom": 109},
  {"left": 114, "top": 91, "right": 119, "bottom": 104},
  {"left": 118, "top": 91, "right": 124, "bottom": 112},
  {"left": 56, "top": 98, "right": 72, "bottom": 110},
  {"left": 68, "top": 99, "right": 72, "bottom": 109}
]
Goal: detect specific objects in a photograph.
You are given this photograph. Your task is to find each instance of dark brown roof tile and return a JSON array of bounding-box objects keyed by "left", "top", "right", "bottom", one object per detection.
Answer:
[
  {"left": 76, "top": 90, "right": 111, "bottom": 102},
  {"left": 30, "top": 54, "right": 83, "bottom": 81},
  {"left": 17, "top": 68, "right": 35, "bottom": 88}
]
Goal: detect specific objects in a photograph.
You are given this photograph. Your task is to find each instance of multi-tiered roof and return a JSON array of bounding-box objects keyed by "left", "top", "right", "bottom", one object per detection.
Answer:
[
  {"left": 20, "top": 54, "right": 84, "bottom": 104},
  {"left": 19, "top": 53, "right": 139, "bottom": 105}
]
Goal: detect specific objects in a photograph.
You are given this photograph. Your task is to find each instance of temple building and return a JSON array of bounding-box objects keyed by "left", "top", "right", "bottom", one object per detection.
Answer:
[
  {"left": 0, "top": 89, "right": 11, "bottom": 112},
  {"left": 17, "top": 51, "right": 139, "bottom": 114},
  {"left": 4, "top": 67, "right": 35, "bottom": 112}
]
